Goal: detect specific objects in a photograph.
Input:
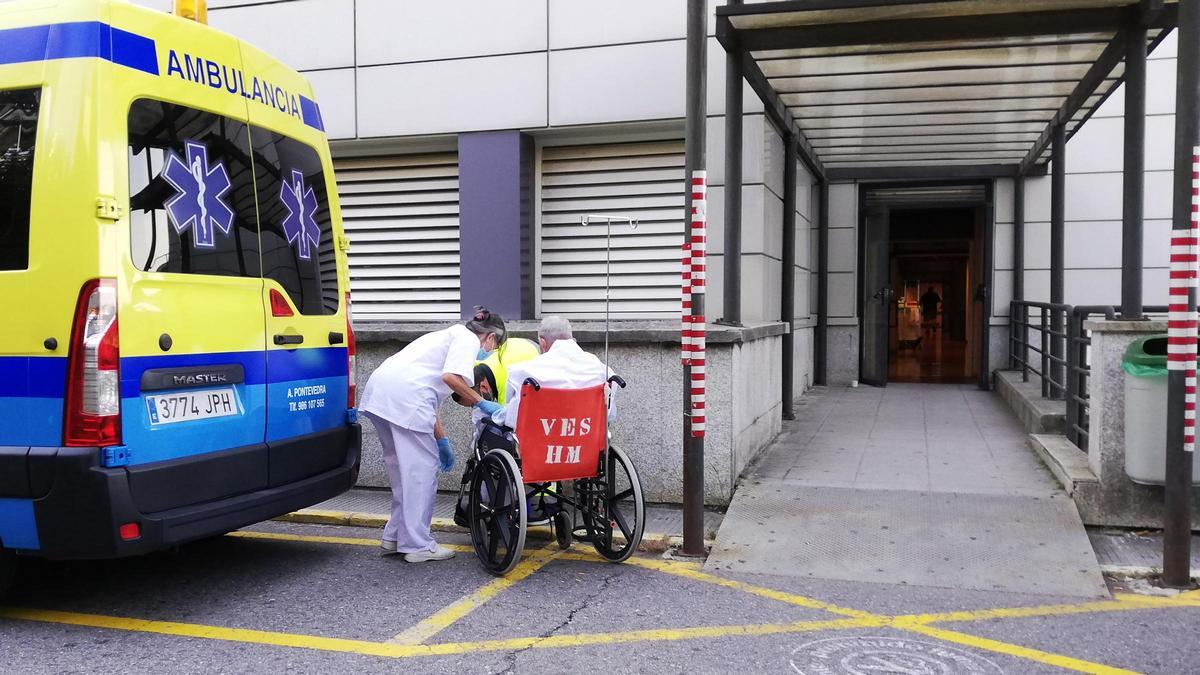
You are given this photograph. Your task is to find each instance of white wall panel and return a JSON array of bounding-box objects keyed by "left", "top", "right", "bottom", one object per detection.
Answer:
[
  {"left": 357, "top": 0, "right": 547, "bottom": 66},
  {"left": 828, "top": 228, "right": 856, "bottom": 273},
  {"left": 1065, "top": 221, "right": 1123, "bottom": 268},
  {"left": 305, "top": 68, "right": 355, "bottom": 140},
  {"left": 209, "top": 0, "right": 354, "bottom": 72},
  {"left": 549, "top": 41, "right": 685, "bottom": 126},
  {"left": 827, "top": 272, "right": 856, "bottom": 318},
  {"left": 358, "top": 53, "right": 547, "bottom": 137},
  {"left": 549, "top": 0, "right": 684, "bottom": 49}
]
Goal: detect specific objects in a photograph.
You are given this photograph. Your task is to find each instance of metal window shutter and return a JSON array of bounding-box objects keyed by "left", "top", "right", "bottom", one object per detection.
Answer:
[
  {"left": 540, "top": 140, "right": 685, "bottom": 319},
  {"left": 335, "top": 153, "right": 460, "bottom": 320}
]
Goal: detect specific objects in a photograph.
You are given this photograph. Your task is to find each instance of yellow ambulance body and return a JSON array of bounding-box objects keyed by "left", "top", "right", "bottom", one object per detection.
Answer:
[{"left": 0, "top": 0, "right": 360, "bottom": 572}]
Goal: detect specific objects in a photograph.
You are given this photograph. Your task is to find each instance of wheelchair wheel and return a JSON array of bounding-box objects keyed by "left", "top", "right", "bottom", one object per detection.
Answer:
[
  {"left": 582, "top": 445, "right": 645, "bottom": 562},
  {"left": 468, "top": 449, "right": 527, "bottom": 576},
  {"left": 553, "top": 510, "right": 572, "bottom": 550}
]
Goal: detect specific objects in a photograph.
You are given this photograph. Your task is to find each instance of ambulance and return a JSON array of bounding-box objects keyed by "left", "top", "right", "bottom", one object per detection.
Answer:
[{"left": 0, "top": 0, "right": 361, "bottom": 593}]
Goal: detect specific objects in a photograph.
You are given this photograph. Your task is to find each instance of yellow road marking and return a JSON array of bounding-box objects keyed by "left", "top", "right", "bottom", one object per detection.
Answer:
[
  {"left": 11, "top": 526, "right": 1185, "bottom": 672},
  {"left": 0, "top": 607, "right": 877, "bottom": 658},
  {"left": 896, "top": 593, "right": 1195, "bottom": 625},
  {"left": 899, "top": 622, "right": 1140, "bottom": 675},
  {"left": 390, "top": 544, "right": 560, "bottom": 645},
  {"left": 599, "top": 553, "right": 877, "bottom": 620},
  {"left": 226, "top": 530, "right": 473, "bottom": 554}
]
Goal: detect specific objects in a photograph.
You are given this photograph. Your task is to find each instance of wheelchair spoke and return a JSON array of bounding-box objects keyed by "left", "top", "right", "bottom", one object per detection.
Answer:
[
  {"left": 613, "top": 487, "right": 634, "bottom": 502},
  {"left": 487, "top": 523, "right": 501, "bottom": 560},
  {"left": 611, "top": 503, "right": 634, "bottom": 540}
]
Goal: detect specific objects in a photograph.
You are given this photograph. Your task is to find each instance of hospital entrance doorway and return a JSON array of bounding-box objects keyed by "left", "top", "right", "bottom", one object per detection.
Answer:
[
  {"left": 888, "top": 208, "right": 981, "bottom": 383},
  {"left": 859, "top": 184, "right": 992, "bottom": 388}
]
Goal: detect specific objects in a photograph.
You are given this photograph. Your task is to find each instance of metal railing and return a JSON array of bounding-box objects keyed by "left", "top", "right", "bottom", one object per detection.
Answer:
[
  {"left": 1011, "top": 302, "right": 1168, "bottom": 450},
  {"left": 1009, "top": 301, "right": 1072, "bottom": 400}
]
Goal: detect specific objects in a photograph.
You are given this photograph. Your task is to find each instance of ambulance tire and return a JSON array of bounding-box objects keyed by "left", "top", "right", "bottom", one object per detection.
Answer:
[
  {"left": 468, "top": 449, "right": 527, "bottom": 576},
  {"left": 0, "top": 546, "right": 16, "bottom": 599},
  {"left": 585, "top": 445, "right": 645, "bottom": 563}
]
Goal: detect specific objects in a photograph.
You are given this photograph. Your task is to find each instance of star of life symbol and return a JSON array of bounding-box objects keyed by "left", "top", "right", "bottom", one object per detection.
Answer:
[
  {"left": 161, "top": 141, "right": 235, "bottom": 248},
  {"left": 279, "top": 169, "right": 321, "bottom": 261}
]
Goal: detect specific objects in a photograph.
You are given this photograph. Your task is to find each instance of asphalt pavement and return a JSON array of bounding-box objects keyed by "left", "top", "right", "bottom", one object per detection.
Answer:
[{"left": 3, "top": 520, "right": 1200, "bottom": 674}]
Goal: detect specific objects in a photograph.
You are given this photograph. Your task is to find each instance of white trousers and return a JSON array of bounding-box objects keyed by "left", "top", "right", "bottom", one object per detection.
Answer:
[{"left": 365, "top": 413, "right": 439, "bottom": 554}]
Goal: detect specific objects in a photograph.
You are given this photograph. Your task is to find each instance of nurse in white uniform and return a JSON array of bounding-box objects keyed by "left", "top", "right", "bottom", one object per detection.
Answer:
[{"left": 358, "top": 307, "right": 507, "bottom": 562}]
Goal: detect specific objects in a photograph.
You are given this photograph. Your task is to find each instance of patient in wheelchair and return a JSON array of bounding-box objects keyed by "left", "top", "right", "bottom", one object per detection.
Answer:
[{"left": 453, "top": 316, "right": 618, "bottom": 527}]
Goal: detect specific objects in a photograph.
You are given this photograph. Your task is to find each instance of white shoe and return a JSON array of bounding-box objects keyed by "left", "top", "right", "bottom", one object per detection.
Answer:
[
  {"left": 381, "top": 539, "right": 399, "bottom": 556},
  {"left": 404, "top": 544, "right": 456, "bottom": 563}
]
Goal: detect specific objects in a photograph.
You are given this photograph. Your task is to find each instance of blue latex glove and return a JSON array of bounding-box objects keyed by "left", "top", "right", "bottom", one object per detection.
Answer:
[
  {"left": 474, "top": 399, "right": 503, "bottom": 417},
  {"left": 437, "top": 437, "right": 455, "bottom": 472}
]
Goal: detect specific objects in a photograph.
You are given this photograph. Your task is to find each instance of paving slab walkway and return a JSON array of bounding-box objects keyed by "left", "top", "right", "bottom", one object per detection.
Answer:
[{"left": 706, "top": 384, "right": 1109, "bottom": 598}]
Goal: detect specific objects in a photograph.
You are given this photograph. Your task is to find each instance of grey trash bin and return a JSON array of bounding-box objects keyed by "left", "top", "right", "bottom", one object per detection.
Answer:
[{"left": 1123, "top": 335, "right": 1200, "bottom": 484}]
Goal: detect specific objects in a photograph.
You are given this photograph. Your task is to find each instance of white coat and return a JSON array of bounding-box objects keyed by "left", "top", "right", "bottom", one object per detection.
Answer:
[
  {"left": 493, "top": 339, "right": 616, "bottom": 430},
  {"left": 358, "top": 324, "right": 478, "bottom": 553}
]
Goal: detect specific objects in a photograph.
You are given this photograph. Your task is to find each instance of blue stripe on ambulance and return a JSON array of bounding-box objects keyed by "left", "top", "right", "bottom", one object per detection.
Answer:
[
  {"left": 266, "top": 347, "right": 347, "bottom": 441},
  {"left": 117, "top": 347, "right": 346, "bottom": 464},
  {"left": 0, "top": 356, "right": 66, "bottom": 447},
  {"left": 0, "top": 21, "right": 325, "bottom": 132},
  {"left": 0, "top": 498, "right": 39, "bottom": 551},
  {"left": 0, "top": 20, "right": 157, "bottom": 74}
]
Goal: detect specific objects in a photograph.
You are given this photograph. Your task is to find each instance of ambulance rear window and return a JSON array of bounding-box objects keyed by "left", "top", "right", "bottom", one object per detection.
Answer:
[
  {"left": 251, "top": 128, "right": 338, "bottom": 315},
  {"left": 0, "top": 88, "right": 37, "bottom": 272},
  {"left": 127, "top": 99, "right": 262, "bottom": 278}
]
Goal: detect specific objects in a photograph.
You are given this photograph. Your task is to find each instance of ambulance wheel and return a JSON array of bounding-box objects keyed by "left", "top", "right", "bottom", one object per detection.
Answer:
[
  {"left": 0, "top": 546, "right": 16, "bottom": 599},
  {"left": 468, "top": 449, "right": 527, "bottom": 576},
  {"left": 553, "top": 511, "right": 573, "bottom": 550},
  {"left": 583, "top": 445, "right": 645, "bottom": 563}
]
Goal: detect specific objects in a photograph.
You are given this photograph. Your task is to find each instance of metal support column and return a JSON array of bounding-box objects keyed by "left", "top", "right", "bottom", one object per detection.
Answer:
[
  {"left": 1122, "top": 21, "right": 1148, "bottom": 320},
  {"left": 815, "top": 181, "right": 829, "bottom": 385},
  {"left": 721, "top": 0, "right": 744, "bottom": 326},
  {"left": 681, "top": 0, "right": 707, "bottom": 558},
  {"left": 1011, "top": 176, "right": 1025, "bottom": 369},
  {"left": 1050, "top": 124, "right": 1067, "bottom": 391},
  {"left": 781, "top": 133, "right": 797, "bottom": 419},
  {"left": 1164, "top": 0, "right": 1199, "bottom": 589}
]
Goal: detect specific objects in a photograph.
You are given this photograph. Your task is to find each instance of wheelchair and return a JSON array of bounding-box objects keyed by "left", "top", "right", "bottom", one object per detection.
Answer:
[{"left": 456, "top": 375, "right": 645, "bottom": 575}]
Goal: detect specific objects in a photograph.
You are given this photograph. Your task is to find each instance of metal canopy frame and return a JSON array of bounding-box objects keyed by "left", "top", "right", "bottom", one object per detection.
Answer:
[{"left": 716, "top": 0, "right": 1177, "bottom": 181}]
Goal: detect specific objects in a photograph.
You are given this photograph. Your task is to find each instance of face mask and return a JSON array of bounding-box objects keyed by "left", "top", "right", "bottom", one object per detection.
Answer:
[{"left": 477, "top": 348, "right": 492, "bottom": 360}]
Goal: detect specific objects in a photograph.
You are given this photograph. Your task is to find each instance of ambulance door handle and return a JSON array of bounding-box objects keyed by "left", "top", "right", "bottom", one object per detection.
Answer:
[{"left": 274, "top": 334, "right": 304, "bottom": 346}]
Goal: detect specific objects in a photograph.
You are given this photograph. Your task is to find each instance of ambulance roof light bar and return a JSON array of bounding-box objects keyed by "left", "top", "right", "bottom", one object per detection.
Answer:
[{"left": 173, "top": 0, "right": 208, "bottom": 24}]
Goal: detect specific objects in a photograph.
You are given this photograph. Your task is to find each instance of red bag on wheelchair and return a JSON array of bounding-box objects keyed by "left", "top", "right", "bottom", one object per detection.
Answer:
[{"left": 514, "top": 382, "right": 607, "bottom": 483}]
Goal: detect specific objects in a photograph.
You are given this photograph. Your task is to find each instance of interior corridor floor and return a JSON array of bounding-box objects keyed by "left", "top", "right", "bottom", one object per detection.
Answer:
[{"left": 706, "top": 384, "right": 1107, "bottom": 598}]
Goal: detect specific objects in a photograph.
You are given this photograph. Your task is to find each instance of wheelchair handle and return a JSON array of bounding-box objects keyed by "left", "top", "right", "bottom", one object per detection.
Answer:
[
  {"left": 523, "top": 377, "right": 541, "bottom": 391},
  {"left": 608, "top": 375, "right": 627, "bottom": 389}
]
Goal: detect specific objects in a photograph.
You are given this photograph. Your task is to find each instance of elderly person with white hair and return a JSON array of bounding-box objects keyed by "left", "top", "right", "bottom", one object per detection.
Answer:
[{"left": 492, "top": 316, "right": 616, "bottom": 429}]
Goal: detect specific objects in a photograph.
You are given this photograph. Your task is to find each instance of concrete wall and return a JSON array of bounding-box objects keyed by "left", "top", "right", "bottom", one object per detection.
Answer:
[{"left": 824, "top": 184, "right": 859, "bottom": 384}]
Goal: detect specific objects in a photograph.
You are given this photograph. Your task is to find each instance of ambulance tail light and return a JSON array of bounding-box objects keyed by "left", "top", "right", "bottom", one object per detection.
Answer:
[
  {"left": 65, "top": 279, "right": 122, "bottom": 447},
  {"left": 346, "top": 292, "right": 357, "bottom": 408}
]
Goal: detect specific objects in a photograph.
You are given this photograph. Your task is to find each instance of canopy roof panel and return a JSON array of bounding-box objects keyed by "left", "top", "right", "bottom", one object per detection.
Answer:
[{"left": 715, "top": 0, "right": 1178, "bottom": 181}]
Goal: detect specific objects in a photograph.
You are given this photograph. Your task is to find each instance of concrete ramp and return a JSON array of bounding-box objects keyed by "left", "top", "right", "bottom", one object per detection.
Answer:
[
  {"left": 705, "top": 385, "right": 1108, "bottom": 598},
  {"left": 705, "top": 481, "right": 1107, "bottom": 598}
]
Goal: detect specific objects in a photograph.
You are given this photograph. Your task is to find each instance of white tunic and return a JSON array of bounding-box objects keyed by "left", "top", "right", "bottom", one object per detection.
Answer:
[
  {"left": 493, "top": 339, "right": 615, "bottom": 429},
  {"left": 359, "top": 324, "right": 478, "bottom": 433}
]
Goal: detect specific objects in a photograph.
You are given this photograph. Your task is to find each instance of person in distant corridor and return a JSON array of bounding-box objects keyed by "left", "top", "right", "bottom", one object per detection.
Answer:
[
  {"left": 919, "top": 286, "right": 941, "bottom": 334},
  {"left": 358, "top": 306, "right": 508, "bottom": 562}
]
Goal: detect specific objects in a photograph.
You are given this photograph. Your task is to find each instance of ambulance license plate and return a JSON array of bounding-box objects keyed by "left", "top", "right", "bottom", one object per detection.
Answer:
[{"left": 146, "top": 388, "right": 239, "bottom": 426}]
